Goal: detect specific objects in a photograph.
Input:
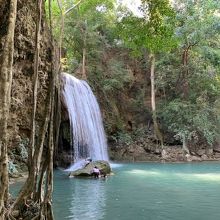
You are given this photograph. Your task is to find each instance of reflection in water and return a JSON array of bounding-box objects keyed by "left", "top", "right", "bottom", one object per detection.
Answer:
[
  {"left": 68, "top": 180, "right": 106, "bottom": 220},
  {"left": 128, "top": 169, "right": 161, "bottom": 175},
  {"left": 110, "top": 163, "right": 124, "bottom": 169},
  {"left": 127, "top": 169, "right": 220, "bottom": 181},
  {"left": 176, "top": 173, "right": 220, "bottom": 181}
]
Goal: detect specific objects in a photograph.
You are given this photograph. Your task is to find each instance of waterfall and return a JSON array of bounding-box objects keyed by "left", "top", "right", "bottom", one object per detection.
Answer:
[{"left": 61, "top": 72, "right": 108, "bottom": 165}]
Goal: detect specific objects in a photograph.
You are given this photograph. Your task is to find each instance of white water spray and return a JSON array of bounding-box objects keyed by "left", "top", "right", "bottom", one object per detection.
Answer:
[{"left": 61, "top": 73, "right": 108, "bottom": 167}]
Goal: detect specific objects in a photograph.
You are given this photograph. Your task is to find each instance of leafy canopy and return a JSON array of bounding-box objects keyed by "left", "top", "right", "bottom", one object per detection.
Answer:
[{"left": 118, "top": 0, "right": 177, "bottom": 55}]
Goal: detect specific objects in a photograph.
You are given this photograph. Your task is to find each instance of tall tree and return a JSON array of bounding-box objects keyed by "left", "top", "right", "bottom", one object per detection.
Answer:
[
  {"left": 174, "top": 0, "right": 220, "bottom": 98},
  {"left": 47, "top": 0, "right": 116, "bottom": 77},
  {"left": 0, "top": 0, "right": 17, "bottom": 218},
  {"left": 8, "top": 1, "right": 59, "bottom": 219},
  {"left": 156, "top": 0, "right": 220, "bottom": 152},
  {"left": 118, "top": 0, "right": 176, "bottom": 147}
]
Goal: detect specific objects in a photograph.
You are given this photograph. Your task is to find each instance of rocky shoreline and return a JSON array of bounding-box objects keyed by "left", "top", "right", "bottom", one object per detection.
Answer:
[
  {"left": 109, "top": 138, "right": 220, "bottom": 163},
  {"left": 9, "top": 137, "right": 220, "bottom": 183}
]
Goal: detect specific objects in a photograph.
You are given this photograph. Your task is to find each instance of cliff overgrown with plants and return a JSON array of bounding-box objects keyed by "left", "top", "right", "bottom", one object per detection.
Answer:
[
  {"left": 0, "top": 0, "right": 220, "bottom": 219},
  {"left": 53, "top": 0, "right": 220, "bottom": 154}
]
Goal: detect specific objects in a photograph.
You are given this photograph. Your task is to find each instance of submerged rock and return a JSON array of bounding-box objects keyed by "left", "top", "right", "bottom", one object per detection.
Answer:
[{"left": 69, "top": 160, "right": 111, "bottom": 177}]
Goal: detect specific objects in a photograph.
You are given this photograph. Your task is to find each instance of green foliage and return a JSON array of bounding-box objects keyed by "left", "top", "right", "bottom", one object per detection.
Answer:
[
  {"left": 102, "top": 60, "right": 131, "bottom": 92},
  {"left": 110, "top": 126, "right": 150, "bottom": 146},
  {"left": 46, "top": 0, "right": 220, "bottom": 149},
  {"left": 160, "top": 96, "right": 219, "bottom": 146},
  {"left": 154, "top": 0, "right": 220, "bottom": 147},
  {"left": 59, "top": 0, "right": 117, "bottom": 71},
  {"left": 132, "top": 127, "right": 147, "bottom": 139},
  {"left": 174, "top": 0, "right": 220, "bottom": 47},
  {"left": 111, "top": 131, "right": 133, "bottom": 145},
  {"left": 117, "top": 0, "right": 177, "bottom": 55}
]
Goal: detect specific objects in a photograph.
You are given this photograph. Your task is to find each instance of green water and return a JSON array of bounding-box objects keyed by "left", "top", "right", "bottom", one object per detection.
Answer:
[{"left": 12, "top": 162, "right": 220, "bottom": 220}]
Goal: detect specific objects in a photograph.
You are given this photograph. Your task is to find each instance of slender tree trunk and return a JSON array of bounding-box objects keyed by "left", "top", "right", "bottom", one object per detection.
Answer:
[
  {"left": 51, "top": 0, "right": 61, "bottom": 166},
  {"left": 81, "top": 20, "right": 87, "bottom": 79},
  {"left": 8, "top": 0, "right": 44, "bottom": 212},
  {"left": 36, "top": 158, "right": 47, "bottom": 203},
  {"left": 39, "top": 1, "right": 58, "bottom": 217},
  {"left": 34, "top": 85, "right": 51, "bottom": 200},
  {"left": 182, "top": 134, "right": 190, "bottom": 154},
  {"left": 54, "top": 85, "right": 61, "bottom": 160},
  {"left": 1, "top": 0, "right": 58, "bottom": 218},
  {"left": 82, "top": 47, "right": 87, "bottom": 79},
  {"left": 0, "top": 0, "right": 17, "bottom": 217},
  {"left": 28, "top": 0, "right": 43, "bottom": 168},
  {"left": 9, "top": 83, "right": 51, "bottom": 214},
  {"left": 149, "top": 53, "right": 163, "bottom": 147},
  {"left": 181, "top": 47, "right": 190, "bottom": 98},
  {"left": 57, "top": 0, "right": 64, "bottom": 66},
  {"left": 41, "top": 77, "right": 55, "bottom": 220}
]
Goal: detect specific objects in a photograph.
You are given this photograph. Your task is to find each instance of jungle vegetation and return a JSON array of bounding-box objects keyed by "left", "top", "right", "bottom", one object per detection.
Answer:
[{"left": 0, "top": 0, "right": 219, "bottom": 219}]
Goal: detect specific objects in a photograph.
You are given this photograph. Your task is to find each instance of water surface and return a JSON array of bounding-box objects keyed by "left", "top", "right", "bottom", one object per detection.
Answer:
[{"left": 53, "top": 162, "right": 220, "bottom": 220}]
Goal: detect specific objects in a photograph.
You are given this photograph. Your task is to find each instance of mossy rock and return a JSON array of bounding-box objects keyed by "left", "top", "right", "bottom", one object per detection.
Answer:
[{"left": 69, "top": 160, "right": 111, "bottom": 177}]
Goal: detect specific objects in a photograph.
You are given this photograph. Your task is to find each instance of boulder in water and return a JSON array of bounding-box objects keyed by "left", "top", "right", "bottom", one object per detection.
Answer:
[{"left": 69, "top": 160, "right": 111, "bottom": 177}]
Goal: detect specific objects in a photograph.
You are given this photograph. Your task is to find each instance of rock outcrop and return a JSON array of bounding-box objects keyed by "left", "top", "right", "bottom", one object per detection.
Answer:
[
  {"left": 69, "top": 160, "right": 111, "bottom": 177},
  {"left": 0, "top": 1, "right": 53, "bottom": 174},
  {"left": 109, "top": 136, "right": 220, "bottom": 162}
]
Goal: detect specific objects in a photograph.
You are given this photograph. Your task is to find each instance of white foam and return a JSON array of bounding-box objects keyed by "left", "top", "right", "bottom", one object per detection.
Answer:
[
  {"left": 64, "top": 160, "right": 87, "bottom": 172},
  {"left": 61, "top": 73, "right": 109, "bottom": 164}
]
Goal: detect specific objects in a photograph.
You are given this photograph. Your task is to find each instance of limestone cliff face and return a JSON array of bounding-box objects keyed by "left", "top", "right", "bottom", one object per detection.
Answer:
[
  {"left": 93, "top": 48, "right": 152, "bottom": 136},
  {"left": 0, "top": 1, "right": 52, "bottom": 152}
]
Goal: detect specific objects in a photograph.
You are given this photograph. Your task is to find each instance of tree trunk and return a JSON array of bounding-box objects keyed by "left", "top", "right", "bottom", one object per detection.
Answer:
[
  {"left": 0, "top": 0, "right": 17, "bottom": 217},
  {"left": 81, "top": 20, "right": 87, "bottom": 80},
  {"left": 150, "top": 53, "right": 163, "bottom": 148},
  {"left": 10, "top": 0, "right": 43, "bottom": 210},
  {"left": 39, "top": 1, "right": 58, "bottom": 217},
  {"left": 8, "top": 3, "right": 57, "bottom": 219},
  {"left": 82, "top": 47, "right": 87, "bottom": 79},
  {"left": 40, "top": 77, "right": 55, "bottom": 220},
  {"left": 181, "top": 47, "right": 190, "bottom": 98},
  {"left": 182, "top": 134, "right": 190, "bottom": 154},
  {"left": 28, "top": 0, "right": 42, "bottom": 169}
]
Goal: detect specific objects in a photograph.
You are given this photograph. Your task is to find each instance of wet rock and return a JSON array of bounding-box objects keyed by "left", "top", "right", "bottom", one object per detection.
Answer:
[
  {"left": 69, "top": 160, "right": 111, "bottom": 177},
  {"left": 201, "top": 154, "right": 208, "bottom": 160},
  {"left": 191, "top": 156, "right": 202, "bottom": 161},
  {"left": 214, "top": 152, "right": 220, "bottom": 159},
  {"left": 132, "top": 145, "right": 146, "bottom": 155},
  {"left": 161, "top": 149, "right": 167, "bottom": 159},
  {"left": 206, "top": 148, "right": 213, "bottom": 156},
  {"left": 185, "top": 154, "right": 192, "bottom": 162},
  {"left": 213, "top": 146, "right": 220, "bottom": 153},
  {"left": 155, "top": 148, "right": 161, "bottom": 154},
  {"left": 197, "top": 149, "right": 206, "bottom": 156},
  {"left": 109, "top": 135, "right": 220, "bottom": 162}
]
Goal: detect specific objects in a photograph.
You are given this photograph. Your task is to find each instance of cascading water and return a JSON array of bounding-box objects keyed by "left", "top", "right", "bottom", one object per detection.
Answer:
[{"left": 61, "top": 72, "right": 108, "bottom": 170}]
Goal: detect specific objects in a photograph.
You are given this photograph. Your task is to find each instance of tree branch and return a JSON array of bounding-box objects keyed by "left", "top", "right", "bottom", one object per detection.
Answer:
[{"left": 64, "top": 0, "right": 83, "bottom": 15}]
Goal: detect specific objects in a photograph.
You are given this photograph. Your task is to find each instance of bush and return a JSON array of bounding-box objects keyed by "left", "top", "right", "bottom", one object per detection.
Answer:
[
  {"left": 111, "top": 131, "right": 133, "bottom": 146},
  {"left": 159, "top": 98, "right": 219, "bottom": 146}
]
